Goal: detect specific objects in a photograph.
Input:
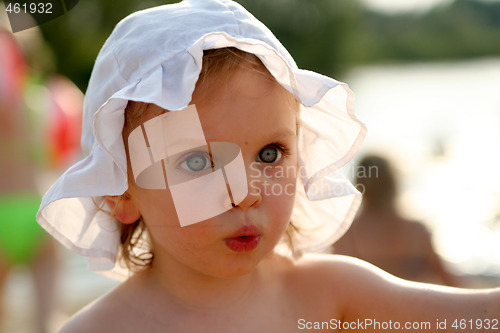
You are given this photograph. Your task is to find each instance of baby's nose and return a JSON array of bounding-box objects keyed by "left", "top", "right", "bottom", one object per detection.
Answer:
[{"left": 232, "top": 183, "right": 262, "bottom": 211}]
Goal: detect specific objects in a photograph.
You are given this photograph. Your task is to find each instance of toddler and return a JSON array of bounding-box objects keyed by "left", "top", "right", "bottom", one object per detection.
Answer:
[{"left": 37, "top": 0, "right": 499, "bottom": 332}]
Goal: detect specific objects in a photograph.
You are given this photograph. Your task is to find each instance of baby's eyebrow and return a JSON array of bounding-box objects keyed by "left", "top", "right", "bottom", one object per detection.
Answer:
[
  {"left": 266, "top": 128, "right": 297, "bottom": 141},
  {"left": 241, "top": 128, "right": 296, "bottom": 148},
  {"left": 202, "top": 127, "right": 296, "bottom": 145}
]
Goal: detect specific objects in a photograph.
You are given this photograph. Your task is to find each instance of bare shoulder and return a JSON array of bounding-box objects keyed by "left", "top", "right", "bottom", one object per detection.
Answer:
[
  {"left": 59, "top": 297, "right": 113, "bottom": 333},
  {"left": 293, "top": 253, "right": 500, "bottom": 327},
  {"left": 59, "top": 282, "right": 135, "bottom": 333},
  {"left": 292, "top": 252, "right": 394, "bottom": 283},
  {"left": 285, "top": 253, "right": 396, "bottom": 306},
  {"left": 295, "top": 253, "right": 425, "bottom": 303}
]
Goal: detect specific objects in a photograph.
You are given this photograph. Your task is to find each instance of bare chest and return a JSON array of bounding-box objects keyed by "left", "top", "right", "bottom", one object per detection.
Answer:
[{"left": 111, "top": 293, "right": 339, "bottom": 333}]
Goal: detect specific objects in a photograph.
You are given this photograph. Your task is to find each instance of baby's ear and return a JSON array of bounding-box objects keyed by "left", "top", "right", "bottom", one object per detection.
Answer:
[{"left": 105, "top": 193, "right": 140, "bottom": 224}]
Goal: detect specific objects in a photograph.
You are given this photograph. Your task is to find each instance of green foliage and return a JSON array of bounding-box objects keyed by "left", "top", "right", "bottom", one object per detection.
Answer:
[
  {"left": 36, "top": 0, "right": 500, "bottom": 91},
  {"left": 237, "top": 0, "right": 363, "bottom": 76},
  {"left": 360, "top": 0, "right": 500, "bottom": 63},
  {"left": 38, "top": 0, "right": 178, "bottom": 91}
]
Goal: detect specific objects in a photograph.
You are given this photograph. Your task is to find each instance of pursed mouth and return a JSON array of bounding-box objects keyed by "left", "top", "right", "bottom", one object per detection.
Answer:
[
  {"left": 228, "top": 224, "right": 261, "bottom": 239},
  {"left": 225, "top": 235, "right": 261, "bottom": 253}
]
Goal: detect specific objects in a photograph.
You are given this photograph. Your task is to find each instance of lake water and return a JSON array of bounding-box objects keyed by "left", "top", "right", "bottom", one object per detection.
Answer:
[{"left": 343, "top": 57, "right": 500, "bottom": 277}]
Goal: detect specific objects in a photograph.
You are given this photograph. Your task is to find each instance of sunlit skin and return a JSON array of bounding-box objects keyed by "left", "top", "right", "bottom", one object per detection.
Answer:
[
  {"left": 60, "top": 67, "right": 500, "bottom": 333},
  {"left": 129, "top": 67, "right": 298, "bottom": 281}
]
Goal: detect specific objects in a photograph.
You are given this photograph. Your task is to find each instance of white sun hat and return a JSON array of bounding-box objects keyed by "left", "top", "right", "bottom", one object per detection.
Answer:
[{"left": 37, "top": 0, "right": 366, "bottom": 278}]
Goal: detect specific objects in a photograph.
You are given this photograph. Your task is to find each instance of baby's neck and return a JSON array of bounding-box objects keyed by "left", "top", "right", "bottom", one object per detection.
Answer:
[
  {"left": 106, "top": 254, "right": 296, "bottom": 332},
  {"left": 136, "top": 256, "right": 269, "bottom": 310}
]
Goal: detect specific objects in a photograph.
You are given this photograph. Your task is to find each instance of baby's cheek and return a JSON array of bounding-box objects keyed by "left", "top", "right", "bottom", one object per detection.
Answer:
[
  {"left": 257, "top": 162, "right": 296, "bottom": 188},
  {"left": 137, "top": 188, "right": 180, "bottom": 227},
  {"left": 264, "top": 176, "right": 296, "bottom": 220}
]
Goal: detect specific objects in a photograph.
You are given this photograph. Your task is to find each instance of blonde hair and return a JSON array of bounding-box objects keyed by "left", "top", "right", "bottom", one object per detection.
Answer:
[{"left": 119, "top": 47, "right": 300, "bottom": 271}]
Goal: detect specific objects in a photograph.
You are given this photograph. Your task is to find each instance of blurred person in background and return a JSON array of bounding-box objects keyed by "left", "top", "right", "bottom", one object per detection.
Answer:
[
  {"left": 0, "top": 26, "right": 56, "bottom": 333},
  {"left": 333, "top": 154, "right": 458, "bottom": 286},
  {"left": 0, "top": 23, "right": 82, "bottom": 333}
]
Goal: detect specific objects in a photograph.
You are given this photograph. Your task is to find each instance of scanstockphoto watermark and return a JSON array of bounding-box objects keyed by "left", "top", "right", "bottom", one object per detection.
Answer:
[
  {"left": 248, "top": 162, "right": 379, "bottom": 197},
  {"left": 297, "top": 318, "right": 499, "bottom": 331},
  {"left": 3, "top": 0, "right": 79, "bottom": 32},
  {"left": 298, "top": 318, "right": 433, "bottom": 331}
]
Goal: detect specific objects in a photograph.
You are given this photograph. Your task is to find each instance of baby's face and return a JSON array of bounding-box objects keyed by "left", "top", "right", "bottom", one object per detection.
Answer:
[{"left": 127, "top": 67, "right": 298, "bottom": 277}]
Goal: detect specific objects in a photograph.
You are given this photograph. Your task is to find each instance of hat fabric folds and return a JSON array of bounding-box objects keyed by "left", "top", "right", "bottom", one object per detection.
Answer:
[{"left": 37, "top": 0, "right": 366, "bottom": 276}]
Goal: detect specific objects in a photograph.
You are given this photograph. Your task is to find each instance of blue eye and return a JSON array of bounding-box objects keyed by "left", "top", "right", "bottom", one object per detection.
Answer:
[
  {"left": 180, "top": 152, "right": 211, "bottom": 172},
  {"left": 258, "top": 146, "right": 282, "bottom": 163}
]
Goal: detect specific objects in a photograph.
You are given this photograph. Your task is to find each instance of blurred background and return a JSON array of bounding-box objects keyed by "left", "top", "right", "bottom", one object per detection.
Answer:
[{"left": 1, "top": 0, "right": 500, "bottom": 331}]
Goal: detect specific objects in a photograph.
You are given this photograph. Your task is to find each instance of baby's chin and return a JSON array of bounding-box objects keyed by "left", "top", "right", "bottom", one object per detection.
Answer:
[{"left": 209, "top": 258, "right": 265, "bottom": 279}]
